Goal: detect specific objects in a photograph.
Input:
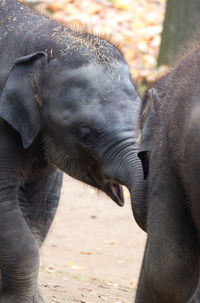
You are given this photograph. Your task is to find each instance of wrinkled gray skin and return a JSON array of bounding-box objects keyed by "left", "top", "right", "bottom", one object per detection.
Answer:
[
  {"left": 0, "top": 1, "right": 145, "bottom": 302},
  {"left": 137, "top": 49, "right": 200, "bottom": 303}
]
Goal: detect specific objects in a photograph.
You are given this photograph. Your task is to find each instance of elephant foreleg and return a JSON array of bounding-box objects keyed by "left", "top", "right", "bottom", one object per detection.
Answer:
[
  {"left": 19, "top": 169, "right": 63, "bottom": 247},
  {"left": 0, "top": 206, "right": 41, "bottom": 302}
]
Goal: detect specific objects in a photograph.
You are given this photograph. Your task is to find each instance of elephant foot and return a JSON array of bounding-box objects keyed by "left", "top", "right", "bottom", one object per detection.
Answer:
[
  {"left": 0, "top": 290, "right": 45, "bottom": 303},
  {"left": 0, "top": 270, "right": 45, "bottom": 303}
]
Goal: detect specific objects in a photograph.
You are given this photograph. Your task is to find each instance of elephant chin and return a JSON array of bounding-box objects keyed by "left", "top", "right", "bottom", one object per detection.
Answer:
[{"left": 43, "top": 135, "right": 125, "bottom": 206}]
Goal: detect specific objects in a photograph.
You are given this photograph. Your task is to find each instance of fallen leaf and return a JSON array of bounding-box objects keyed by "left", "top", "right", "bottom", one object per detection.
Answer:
[
  {"left": 90, "top": 215, "right": 97, "bottom": 219},
  {"left": 98, "top": 295, "right": 108, "bottom": 301},
  {"left": 68, "top": 260, "right": 82, "bottom": 270},
  {"left": 88, "top": 3, "right": 102, "bottom": 15},
  {"left": 47, "top": 265, "right": 55, "bottom": 273},
  {"left": 105, "top": 240, "right": 117, "bottom": 245},
  {"left": 46, "top": 3, "right": 64, "bottom": 12},
  {"left": 52, "top": 297, "right": 62, "bottom": 303},
  {"left": 113, "top": 0, "right": 132, "bottom": 11}
]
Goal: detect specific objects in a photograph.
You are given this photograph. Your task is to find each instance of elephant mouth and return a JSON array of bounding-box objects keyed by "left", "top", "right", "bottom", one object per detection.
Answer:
[
  {"left": 90, "top": 168, "right": 124, "bottom": 207},
  {"left": 108, "top": 181, "right": 124, "bottom": 207}
]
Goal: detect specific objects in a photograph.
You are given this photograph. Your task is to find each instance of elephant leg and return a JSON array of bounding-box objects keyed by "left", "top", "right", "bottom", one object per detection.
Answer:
[
  {"left": 0, "top": 207, "right": 42, "bottom": 303},
  {"left": 135, "top": 189, "right": 199, "bottom": 303},
  {"left": 0, "top": 170, "right": 63, "bottom": 302},
  {"left": 19, "top": 169, "right": 63, "bottom": 247}
]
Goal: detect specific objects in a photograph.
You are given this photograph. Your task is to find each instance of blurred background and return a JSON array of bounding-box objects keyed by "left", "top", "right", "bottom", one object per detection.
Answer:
[{"left": 18, "top": 1, "right": 200, "bottom": 302}]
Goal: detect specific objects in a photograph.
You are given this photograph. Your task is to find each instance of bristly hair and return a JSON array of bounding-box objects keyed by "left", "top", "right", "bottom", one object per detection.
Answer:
[
  {"left": 17, "top": 0, "right": 125, "bottom": 68},
  {"left": 148, "top": 26, "right": 200, "bottom": 89},
  {"left": 25, "top": 0, "right": 121, "bottom": 49}
]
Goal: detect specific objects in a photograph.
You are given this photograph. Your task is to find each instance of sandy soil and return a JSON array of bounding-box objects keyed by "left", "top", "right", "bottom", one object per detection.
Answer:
[{"left": 39, "top": 174, "right": 146, "bottom": 303}]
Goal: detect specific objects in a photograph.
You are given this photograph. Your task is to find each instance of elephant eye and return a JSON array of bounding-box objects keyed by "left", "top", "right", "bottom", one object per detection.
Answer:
[{"left": 78, "top": 126, "right": 97, "bottom": 145}]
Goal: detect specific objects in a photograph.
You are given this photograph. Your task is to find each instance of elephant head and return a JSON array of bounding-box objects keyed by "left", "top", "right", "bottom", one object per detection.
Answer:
[{"left": 0, "top": 48, "right": 146, "bottom": 231}]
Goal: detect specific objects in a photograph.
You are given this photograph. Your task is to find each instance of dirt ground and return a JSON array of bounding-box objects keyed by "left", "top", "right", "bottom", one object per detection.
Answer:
[{"left": 39, "top": 174, "right": 146, "bottom": 303}]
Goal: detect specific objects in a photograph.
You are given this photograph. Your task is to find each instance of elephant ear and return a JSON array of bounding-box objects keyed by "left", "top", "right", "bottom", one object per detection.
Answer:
[
  {"left": 140, "top": 88, "right": 159, "bottom": 129},
  {"left": 139, "top": 88, "right": 160, "bottom": 179},
  {"left": 0, "top": 52, "right": 48, "bottom": 149}
]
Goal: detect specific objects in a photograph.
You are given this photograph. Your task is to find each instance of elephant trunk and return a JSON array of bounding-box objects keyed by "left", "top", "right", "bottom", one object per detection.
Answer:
[
  {"left": 128, "top": 155, "right": 147, "bottom": 232},
  {"left": 103, "top": 141, "right": 147, "bottom": 232}
]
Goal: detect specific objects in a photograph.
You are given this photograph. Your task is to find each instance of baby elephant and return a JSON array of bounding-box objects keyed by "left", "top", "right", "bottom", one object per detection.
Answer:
[
  {"left": 0, "top": 0, "right": 145, "bottom": 302},
  {"left": 137, "top": 48, "right": 200, "bottom": 303}
]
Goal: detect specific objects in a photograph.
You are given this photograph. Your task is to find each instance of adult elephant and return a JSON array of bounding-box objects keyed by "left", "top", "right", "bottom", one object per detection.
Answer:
[
  {"left": 0, "top": 1, "right": 145, "bottom": 302},
  {"left": 136, "top": 48, "right": 200, "bottom": 303}
]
